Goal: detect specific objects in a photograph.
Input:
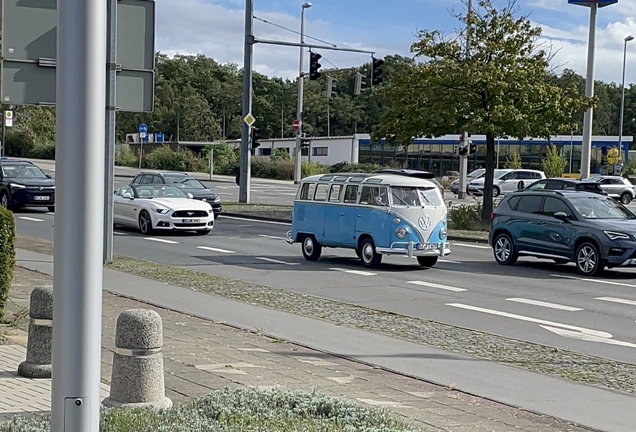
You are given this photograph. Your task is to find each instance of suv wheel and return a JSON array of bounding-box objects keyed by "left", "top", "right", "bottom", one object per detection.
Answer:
[
  {"left": 620, "top": 192, "right": 632, "bottom": 205},
  {"left": 0, "top": 192, "right": 8, "bottom": 209},
  {"left": 575, "top": 242, "right": 603, "bottom": 276},
  {"left": 493, "top": 233, "right": 517, "bottom": 265},
  {"left": 492, "top": 186, "right": 501, "bottom": 197}
]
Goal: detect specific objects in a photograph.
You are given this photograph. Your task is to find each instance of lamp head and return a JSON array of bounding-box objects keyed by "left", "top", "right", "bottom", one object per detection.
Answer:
[
  {"left": 626, "top": 35, "right": 635, "bottom": 42},
  {"left": 302, "top": 2, "right": 312, "bottom": 8}
]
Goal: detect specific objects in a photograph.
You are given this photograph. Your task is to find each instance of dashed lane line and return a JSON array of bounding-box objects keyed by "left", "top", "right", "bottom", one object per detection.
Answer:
[
  {"left": 197, "top": 246, "right": 236, "bottom": 254},
  {"left": 18, "top": 216, "right": 44, "bottom": 222},
  {"left": 406, "top": 281, "right": 467, "bottom": 292},
  {"left": 255, "top": 257, "right": 300, "bottom": 266},
  {"left": 453, "top": 243, "right": 490, "bottom": 249},
  {"left": 438, "top": 259, "right": 462, "bottom": 264},
  {"left": 506, "top": 298, "right": 583, "bottom": 312},
  {"left": 144, "top": 237, "right": 178, "bottom": 244},
  {"left": 552, "top": 274, "right": 636, "bottom": 289},
  {"left": 329, "top": 267, "right": 377, "bottom": 276},
  {"left": 596, "top": 297, "right": 636, "bottom": 307},
  {"left": 222, "top": 215, "right": 290, "bottom": 226},
  {"left": 258, "top": 234, "right": 287, "bottom": 240}
]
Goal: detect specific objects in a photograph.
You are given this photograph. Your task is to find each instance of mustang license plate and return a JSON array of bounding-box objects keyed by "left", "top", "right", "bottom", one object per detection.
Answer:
[
  {"left": 182, "top": 219, "right": 200, "bottom": 223},
  {"left": 34, "top": 196, "right": 50, "bottom": 201}
]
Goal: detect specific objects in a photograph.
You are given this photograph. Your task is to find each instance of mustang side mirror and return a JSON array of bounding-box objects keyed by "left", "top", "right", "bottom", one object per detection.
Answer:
[{"left": 553, "top": 212, "right": 570, "bottom": 222}]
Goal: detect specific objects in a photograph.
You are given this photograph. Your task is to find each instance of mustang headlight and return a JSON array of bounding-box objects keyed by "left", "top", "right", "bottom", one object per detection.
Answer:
[
  {"left": 604, "top": 231, "right": 630, "bottom": 241},
  {"left": 396, "top": 227, "right": 409, "bottom": 239},
  {"left": 154, "top": 208, "right": 170, "bottom": 214}
]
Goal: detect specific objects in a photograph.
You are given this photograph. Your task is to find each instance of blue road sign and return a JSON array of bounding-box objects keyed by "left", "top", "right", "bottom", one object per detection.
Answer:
[
  {"left": 138, "top": 123, "right": 148, "bottom": 133},
  {"left": 156, "top": 133, "right": 164, "bottom": 142},
  {"left": 568, "top": 0, "right": 618, "bottom": 7}
]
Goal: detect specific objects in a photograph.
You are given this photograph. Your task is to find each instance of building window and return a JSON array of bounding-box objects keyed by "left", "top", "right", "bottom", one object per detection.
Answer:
[
  {"left": 313, "top": 147, "right": 328, "bottom": 156},
  {"left": 260, "top": 148, "right": 272, "bottom": 156}
]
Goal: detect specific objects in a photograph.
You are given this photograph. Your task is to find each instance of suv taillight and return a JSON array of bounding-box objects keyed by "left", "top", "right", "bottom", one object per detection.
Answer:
[{"left": 491, "top": 212, "right": 496, "bottom": 220}]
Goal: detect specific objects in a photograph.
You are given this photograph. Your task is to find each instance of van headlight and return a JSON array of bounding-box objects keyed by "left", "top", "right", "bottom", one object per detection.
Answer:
[
  {"left": 440, "top": 227, "right": 447, "bottom": 240},
  {"left": 396, "top": 227, "right": 408, "bottom": 239}
]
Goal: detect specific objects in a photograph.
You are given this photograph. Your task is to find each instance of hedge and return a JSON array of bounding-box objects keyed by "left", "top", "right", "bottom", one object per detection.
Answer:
[{"left": 0, "top": 207, "right": 16, "bottom": 322}]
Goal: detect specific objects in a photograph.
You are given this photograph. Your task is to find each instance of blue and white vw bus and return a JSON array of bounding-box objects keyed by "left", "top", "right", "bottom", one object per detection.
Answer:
[{"left": 285, "top": 172, "right": 451, "bottom": 268}]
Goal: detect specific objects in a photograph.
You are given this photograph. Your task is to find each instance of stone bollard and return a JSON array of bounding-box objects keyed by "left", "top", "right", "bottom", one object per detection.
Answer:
[
  {"left": 102, "top": 309, "right": 172, "bottom": 409},
  {"left": 18, "top": 286, "right": 54, "bottom": 378}
]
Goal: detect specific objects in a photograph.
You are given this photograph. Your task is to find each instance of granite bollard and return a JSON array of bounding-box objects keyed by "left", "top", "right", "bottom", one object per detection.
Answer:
[
  {"left": 102, "top": 309, "right": 172, "bottom": 409},
  {"left": 18, "top": 286, "right": 54, "bottom": 378}
]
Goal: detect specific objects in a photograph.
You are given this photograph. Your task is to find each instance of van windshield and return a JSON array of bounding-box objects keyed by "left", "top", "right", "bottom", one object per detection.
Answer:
[{"left": 392, "top": 186, "right": 443, "bottom": 208}]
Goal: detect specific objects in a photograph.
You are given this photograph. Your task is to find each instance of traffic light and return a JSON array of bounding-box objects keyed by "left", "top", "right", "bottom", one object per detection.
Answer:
[
  {"left": 326, "top": 76, "right": 336, "bottom": 98},
  {"left": 309, "top": 52, "right": 322, "bottom": 81},
  {"left": 371, "top": 57, "right": 385, "bottom": 86},
  {"left": 251, "top": 127, "right": 261, "bottom": 150},
  {"left": 354, "top": 72, "right": 366, "bottom": 96},
  {"left": 469, "top": 140, "right": 476, "bottom": 154},
  {"left": 300, "top": 134, "right": 311, "bottom": 148}
]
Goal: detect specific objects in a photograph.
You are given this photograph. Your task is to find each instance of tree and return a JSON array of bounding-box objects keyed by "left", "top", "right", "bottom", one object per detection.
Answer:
[
  {"left": 542, "top": 144, "right": 566, "bottom": 178},
  {"left": 372, "top": 0, "right": 594, "bottom": 221},
  {"left": 504, "top": 151, "right": 522, "bottom": 169}
]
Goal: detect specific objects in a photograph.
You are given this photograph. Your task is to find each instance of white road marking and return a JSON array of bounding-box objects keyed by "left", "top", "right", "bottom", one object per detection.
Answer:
[
  {"left": 46, "top": 212, "right": 55, "bottom": 215},
  {"left": 407, "top": 281, "right": 467, "bottom": 292},
  {"left": 596, "top": 297, "right": 636, "bottom": 307},
  {"left": 453, "top": 243, "right": 490, "bottom": 249},
  {"left": 222, "top": 215, "right": 290, "bottom": 226},
  {"left": 541, "top": 325, "right": 636, "bottom": 349},
  {"left": 255, "top": 257, "right": 300, "bottom": 266},
  {"left": 446, "top": 303, "right": 612, "bottom": 338},
  {"left": 18, "top": 217, "right": 44, "bottom": 222},
  {"left": 438, "top": 259, "right": 461, "bottom": 264},
  {"left": 258, "top": 234, "right": 286, "bottom": 240},
  {"left": 144, "top": 237, "right": 178, "bottom": 244},
  {"left": 552, "top": 274, "right": 636, "bottom": 289},
  {"left": 506, "top": 298, "right": 583, "bottom": 312},
  {"left": 329, "top": 267, "right": 377, "bottom": 276},
  {"left": 113, "top": 231, "right": 129, "bottom": 236},
  {"left": 197, "top": 246, "right": 236, "bottom": 254}
]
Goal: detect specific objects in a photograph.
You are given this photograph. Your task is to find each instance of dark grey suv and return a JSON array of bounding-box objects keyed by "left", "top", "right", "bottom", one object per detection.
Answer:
[{"left": 489, "top": 190, "right": 636, "bottom": 276}]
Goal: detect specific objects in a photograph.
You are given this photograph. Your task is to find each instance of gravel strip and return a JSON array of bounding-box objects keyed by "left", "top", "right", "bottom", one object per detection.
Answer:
[{"left": 15, "top": 234, "right": 636, "bottom": 397}]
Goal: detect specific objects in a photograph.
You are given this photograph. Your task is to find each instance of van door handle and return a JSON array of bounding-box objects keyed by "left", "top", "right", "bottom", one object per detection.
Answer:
[
  {"left": 357, "top": 214, "right": 362, "bottom": 217},
  {"left": 340, "top": 213, "right": 344, "bottom": 216}
]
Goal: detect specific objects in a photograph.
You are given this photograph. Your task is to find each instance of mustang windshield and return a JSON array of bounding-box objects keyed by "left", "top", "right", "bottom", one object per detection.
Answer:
[{"left": 392, "top": 186, "right": 443, "bottom": 208}]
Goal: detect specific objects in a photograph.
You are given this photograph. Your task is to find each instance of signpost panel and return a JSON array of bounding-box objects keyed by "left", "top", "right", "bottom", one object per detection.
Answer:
[{"left": 568, "top": 0, "right": 618, "bottom": 7}]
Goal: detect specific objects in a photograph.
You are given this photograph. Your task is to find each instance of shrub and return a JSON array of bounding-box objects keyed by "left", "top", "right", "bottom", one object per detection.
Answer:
[
  {"left": 0, "top": 207, "right": 16, "bottom": 322},
  {"left": 115, "top": 144, "right": 138, "bottom": 167},
  {"left": 28, "top": 142, "right": 56, "bottom": 160},
  {"left": 329, "top": 162, "right": 382, "bottom": 173},
  {"left": 302, "top": 161, "right": 330, "bottom": 177},
  {"left": 270, "top": 147, "right": 291, "bottom": 161},
  {"left": 542, "top": 144, "right": 567, "bottom": 178},
  {"left": 504, "top": 151, "right": 522, "bottom": 169},
  {"left": 208, "top": 142, "right": 239, "bottom": 174},
  {"left": 622, "top": 160, "right": 636, "bottom": 176},
  {"left": 144, "top": 146, "right": 204, "bottom": 172},
  {"left": 449, "top": 202, "right": 487, "bottom": 231},
  {"left": 4, "top": 131, "right": 35, "bottom": 158}
]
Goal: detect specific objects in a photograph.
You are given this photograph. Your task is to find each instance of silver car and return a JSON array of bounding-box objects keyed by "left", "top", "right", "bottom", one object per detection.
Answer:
[
  {"left": 581, "top": 176, "right": 636, "bottom": 205},
  {"left": 451, "top": 168, "right": 485, "bottom": 195}
]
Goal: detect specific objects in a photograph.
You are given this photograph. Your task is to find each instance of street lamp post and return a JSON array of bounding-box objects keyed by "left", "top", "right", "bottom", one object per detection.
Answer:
[
  {"left": 294, "top": 2, "right": 312, "bottom": 184},
  {"left": 619, "top": 34, "right": 634, "bottom": 163}
]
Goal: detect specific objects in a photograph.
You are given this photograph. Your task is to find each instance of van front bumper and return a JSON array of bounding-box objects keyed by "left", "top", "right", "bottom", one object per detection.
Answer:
[{"left": 377, "top": 241, "right": 451, "bottom": 257}]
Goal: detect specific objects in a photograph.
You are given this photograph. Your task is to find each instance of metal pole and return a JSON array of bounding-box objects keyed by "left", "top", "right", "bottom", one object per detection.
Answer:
[
  {"left": 51, "top": 0, "right": 106, "bottom": 427},
  {"left": 570, "top": 130, "right": 574, "bottom": 174},
  {"left": 327, "top": 99, "right": 330, "bottom": 137},
  {"left": 294, "top": 5, "right": 308, "bottom": 184},
  {"left": 458, "top": 0, "right": 471, "bottom": 200},
  {"left": 209, "top": 148, "right": 213, "bottom": 180},
  {"left": 239, "top": 0, "right": 253, "bottom": 203},
  {"left": 1, "top": 118, "right": 5, "bottom": 158},
  {"left": 103, "top": 0, "right": 117, "bottom": 264},
  {"left": 496, "top": 138, "right": 500, "bottom": 169},
  {"left": 580, "top": 3, "right": 597, "bottom": 179},
  {"left": 619, "top": 36, "right": 633, "bottom": 163},
  {"left": 138, "top": 135, "right": 143, "bottom": 169}
]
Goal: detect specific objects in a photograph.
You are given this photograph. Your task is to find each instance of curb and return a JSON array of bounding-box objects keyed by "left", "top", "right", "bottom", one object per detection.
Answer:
[{"left": 223, "top": 212, "right": 490, "bottom": 244}]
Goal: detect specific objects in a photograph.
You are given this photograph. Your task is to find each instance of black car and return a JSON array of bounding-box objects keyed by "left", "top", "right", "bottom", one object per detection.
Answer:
[
  {"left": 130, "top": 172, "right": 222, "bottom": 217},
  {"left": 0, "top": 158, "right": 55, "bottom": 212},
  {"left": 373, "top": 169, "right": 445, "bottom": 198},
  {"left": 523, "top": 178, "right": 607, "bottom": 195},
  {"left": 489, "top": 189, "right": 636, "bottom": 276}
]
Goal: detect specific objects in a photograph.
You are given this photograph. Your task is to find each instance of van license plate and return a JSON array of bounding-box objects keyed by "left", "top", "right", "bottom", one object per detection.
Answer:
[
  {"left": 34, "top": 196, "right": 49, "bottom": 201},
  {"left": 182, "top": 219, "right": 200, "bottom": 223},
  {"left": 416, "top": 243, "right": 438, "bottom": 251}
]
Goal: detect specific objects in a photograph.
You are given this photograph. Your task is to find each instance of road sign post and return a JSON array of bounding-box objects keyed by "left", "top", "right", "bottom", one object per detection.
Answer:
[{"left": 138, "top": 123, "right": 148, "bottom": 169}]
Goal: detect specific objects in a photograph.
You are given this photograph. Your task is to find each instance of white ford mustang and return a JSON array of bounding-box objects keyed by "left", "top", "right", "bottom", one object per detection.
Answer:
[{"left": 113, "top": 184, "right": 215, "bottom": 235}]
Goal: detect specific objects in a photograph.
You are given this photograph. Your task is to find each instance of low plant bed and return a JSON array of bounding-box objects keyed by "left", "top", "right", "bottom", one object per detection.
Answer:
[{"left": 0, "top": 388, "right": 419, "bottom": 432}]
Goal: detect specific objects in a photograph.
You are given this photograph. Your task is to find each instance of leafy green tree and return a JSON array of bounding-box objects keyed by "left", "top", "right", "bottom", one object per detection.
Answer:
[
  {"left": 504, "top": 151, "right": 522, "bottom": 169},
  {"left": 542, "top": 144, "right": 567, "bottom": 178},
  {"left": 372, "top": 0, "right": 594, "bottom": 221}
]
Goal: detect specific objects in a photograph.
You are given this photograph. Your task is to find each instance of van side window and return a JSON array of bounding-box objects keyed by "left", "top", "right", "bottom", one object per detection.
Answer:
[
  {"left": 314, "top": 183, "right": 329, "bottom": 201},
  {"left": 299, "top": 183, "right": 315, "bottom": 200},
  {"left": 343, "top": 185, "right": 358, "bottom": 203},
  {"left": 360, "top": 186, "right": 387, "bottom": 206},
  {"left": 329, "top": 184, "right": 343, "bottom": 202}
]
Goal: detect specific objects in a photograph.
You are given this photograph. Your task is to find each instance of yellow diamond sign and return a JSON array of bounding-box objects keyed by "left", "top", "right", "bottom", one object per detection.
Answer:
[
  {"left": 244, "top": 113, "right": 256, "bottom": 127},
  {"left": 607, "top": 147, "right": 619, "bottom": 165}
]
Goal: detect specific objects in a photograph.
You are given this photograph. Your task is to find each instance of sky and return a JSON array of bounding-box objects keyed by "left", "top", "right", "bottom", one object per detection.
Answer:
[{"left": 155, "top": 0, "right": 636, "bottom": 85}]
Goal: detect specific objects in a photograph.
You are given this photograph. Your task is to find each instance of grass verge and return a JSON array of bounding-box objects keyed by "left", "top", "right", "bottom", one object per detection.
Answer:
[{"left": 0, "top": 388, "right": 419, "bottom": 432}]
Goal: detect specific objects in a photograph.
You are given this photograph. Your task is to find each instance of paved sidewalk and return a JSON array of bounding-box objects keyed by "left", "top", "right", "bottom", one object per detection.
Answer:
[{"left": 0, "top": 266, "right": 594, "bottom": 431}]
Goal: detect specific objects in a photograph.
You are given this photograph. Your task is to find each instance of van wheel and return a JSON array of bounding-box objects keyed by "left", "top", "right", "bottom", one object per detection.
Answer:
[
  {"left": 417, "top": 256, "right": 438, "bottom": 267},
  {"left": 301, "top": 235, "right": 322, "bottom": 261},
  {"left": 359, "top": 237, "right": 382, "bottom": 268}
]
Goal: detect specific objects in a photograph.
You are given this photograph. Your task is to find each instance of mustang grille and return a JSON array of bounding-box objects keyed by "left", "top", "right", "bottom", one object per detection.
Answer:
[{"left": 172, "top": 210, "right": 208, "bottom": 218}]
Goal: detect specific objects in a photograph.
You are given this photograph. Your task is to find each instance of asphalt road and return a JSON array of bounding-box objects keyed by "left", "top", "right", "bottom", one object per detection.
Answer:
[{"left": 13, "top": 207, "right": 636, "bottom": 367}]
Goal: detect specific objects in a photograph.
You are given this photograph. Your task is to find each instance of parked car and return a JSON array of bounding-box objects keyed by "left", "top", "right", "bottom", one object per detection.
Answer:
[
  {"left": 580, "top": 176, "right": 636, "bottom": 205},
  {"left": 113, "top": 184, "right": 215, "bottom": 235},
  {"left": 523, "top": 178, "right": 606, "bottom": 195},
  {"left": 451, "top": 168, "right": 485, "bottom": 195},
  {"left": 0, "top": 157, "right": 55, "bottom": 212},
  {"left": 489, "top": 189, "right": 636, "bottom": 276},
  {"left": 468, "top": 169, "right": 545, "bottom": 197},
  {"left": 373, "top": 169, "right": 445, "bottom": 198},
  {"left": 130, "top": 172, "right": 222, "bottom": 217}
]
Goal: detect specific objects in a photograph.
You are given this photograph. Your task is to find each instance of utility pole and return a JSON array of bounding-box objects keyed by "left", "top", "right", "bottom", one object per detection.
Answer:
[
  {"left": 103, "top": 0, "right": 117, "bottom": 264},
  {"left": 294, "top": 2, "right": 312, "bottom": 184},
  {"left": 458, "top": 0, "right": 472, "bottom": 200},
  {"left": 239, "top": 0, "right": 254, "bottom": 203},
  {"left": 51, "top": 0, "right": 106, "bottom": 429}
]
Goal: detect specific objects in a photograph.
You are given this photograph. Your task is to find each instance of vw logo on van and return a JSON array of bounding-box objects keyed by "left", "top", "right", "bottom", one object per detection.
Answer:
[{"left": 418, "top": 215, "right": 432, "bottom": 231}]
